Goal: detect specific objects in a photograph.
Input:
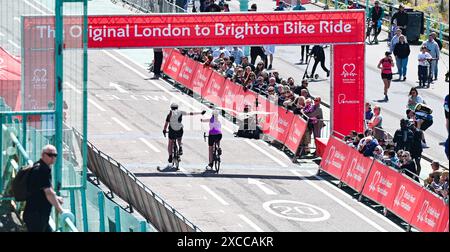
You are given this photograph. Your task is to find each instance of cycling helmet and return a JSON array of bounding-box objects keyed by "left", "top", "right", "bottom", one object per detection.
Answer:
[{"left": 170, "top": 102, "right": 178, "bottom": 109}]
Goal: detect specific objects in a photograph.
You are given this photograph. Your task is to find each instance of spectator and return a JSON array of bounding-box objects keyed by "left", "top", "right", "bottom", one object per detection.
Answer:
[
  {"left": 445, "top": 94, "right": 449, "bottom": 133},
  {"left": 305, "top": 96, "right": 324, "bottom": 138},
  {"left": 385, "top": 149, "right": 401, "bottom": 169},
  {"left": 251, "top": 47, "right": 267, "bottom": 67},
  {"left": 373, "top": 145, "right": 384, "bottom": 160},
  {"left": 391, "top": 3, "right": 408, "bottom": 35},
  {"left": 365, "top": 102, "right": 374, "bottom": 123},
  {"left": 222, "top": 3, "right": 230, "bottom": 12},
  {"left": 212, "top": 47, "right": 230, "bottom": 59},
  {"left": 293, "top": 0, "right": 306, "bottom": 10},
  {"left": 363, "top": 136, "right": 380, "bottom": 157},
  {"left": 249, "top": 3, "right": 257, "bottom": 11},
  {"left": 393, "top": 35, "right": 410, "bottom": 81},
  {"left": 430, "top": 31, "right": 443, "bottom": 51},
  {"left": 393, "top": 118, "right": 413, "bottom": 152},
  {"left": 151, "top": 48, "right": 163, "bottom": 79},
  {"left": 408, "top": 121, "right": 424, "bottom": 176},
  {"left": 369, "top": 0, "right": 384, "bottom": 44},
  {"left": 421, "top": 33, "right": 440, "bottom": 81},
  {"left": 275, "top": 0, "right": 287, "bottom": 11},
  {"left": 271, "top": 71, "right": 281, "bottom": 83},
  {"left": 309, "top": 45, "right": 330, "bottom": 78},
  {"left": 347, "top": 0, "right": 360, "bottom": 9},
  {"left": 407, "top": 87, "right": 425, "bottom": 111},
  {"left": 390, "top": 28, "right": 403, "bottom": 53},
  {"left": 417, "top": 45, "right": 433, "bottom": 88},
  {"left": 241, "top": 57, "right": 255, "bottom": 72},
  {"left": 263, "top": 45, "right": 275, "bottom": 70},
  {"left": 255, "top": 61, "right": 266, "bottom": 76},
  {"left": 424, "top": 161, "right": 443, "bottom": 187},
  {"left": 293, "top": 96, "right": 306, "bottom": 115},
  {"left": 23, "top": 145, "right": 68, "bottom": 232},
  {"left": 400, "top": 151, "right": 419, "bottom": 182},
  {"left": 368, "top": 105, "right": 383, "bottom": 130},
  {"left": 414, "top": 103, "right": 433, "bottom": 133},
  {"left": 205, "top": 0, "right": 222, "bottom": 12},
  {"left": 230, "top": 47, "right": 245, "bottom": 65},
  {"left": 377, "top": 51, "right": 394, "bottom": 102},
  {"left": 267, "top": 86, "right": 279, "bottom": 103}
]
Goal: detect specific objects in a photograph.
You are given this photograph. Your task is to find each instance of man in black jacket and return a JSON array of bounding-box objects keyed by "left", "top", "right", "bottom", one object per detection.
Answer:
[
  {"left": 393, "top": 118, "right": 414, "bottom": 152},
  {"left": 409, "top": 121, "right": 424, "bottom": 176},
  {"left": 391, "top": 4, "right": 408, "bottom": 35},
  {"left": 308, "top": 45, "right": 330, "bottom": 78}
]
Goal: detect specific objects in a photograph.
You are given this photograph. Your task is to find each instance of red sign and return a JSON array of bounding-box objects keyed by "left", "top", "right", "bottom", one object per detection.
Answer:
[
  {"left": 389, "top": 175, "right": 425, "bottom": 223},
  {"left": 203, "top": 71, "right": 226, "bottom": 106},
  {"left": 284, "top": 115, "right": 308, "bottom": 153},
  {"left": 191, "top": 65, "right": 213, "bottom": 96},
  {"left": 176, "top": 56, "right": 198, "bottom": 90},
  {"left": 84, "top": 12, "right": 364, "bottom": 48},
  {"left": 361, "top": 161, "right": 400, "bottom": 209},
  {"left": 319, "top": 136, "right": 353, "bottom": 179},
  {"left": 162, "top": 49, "right": 185, "bottom": 80},
  {"left": 262, "top": 106, "right": 295, "bottom": 144},
  {"left": 314, "top": 138, "right": 328, "bottom": 159},
  {"left": 410, "top": 189, "right": 449, "bottom": 232},
  {"left": 333, "top": 44, "right": 365, "bottom": 136},
  {"left": 340, "top": 148, "right": 374, "bottom": 192}
]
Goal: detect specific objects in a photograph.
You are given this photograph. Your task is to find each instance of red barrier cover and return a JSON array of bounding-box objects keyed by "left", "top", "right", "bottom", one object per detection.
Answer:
[
  {"left": 361, "top": 161, "right": 400, "bottom": 209},
  {"left": 410, "top": 188, "right": 449, "bottom": 232},
  {"left": 284, "top": 115, "right": 308, "bottom": 153},
  {"left": 389, "top": 174, "right": 424, "bottom": 223},
  {"left": 191, "top": 65, "right": 213, "bottom": 96},
  {"left": 0, "top": 47, "right": 21, "bottom": 111},
  {"left": 340, "top": 148, "right": 374, "bottom": 192},
  {"left": 319, "top": 136, "right": 353, "bottom": 179},
  {"left": 262, "top": 106, "right": 295, "bottom": 144},
  {"left": 176, "top": 56, "right": 198, "bottom": 90},
  {"left": 203, "top": 71, "right": 226, "bottom": 106},
  {"left": 162, "top": 49, "right": 185, "bottom": 80},
  {"left": 161, "top": 48, "right": 173, "bottom": 73},
  {"left": 314, "top": 138, "right": 328, "bottom": 158},
  {"left": 221, "top": 79, "right": 244, "bottom": 116}
]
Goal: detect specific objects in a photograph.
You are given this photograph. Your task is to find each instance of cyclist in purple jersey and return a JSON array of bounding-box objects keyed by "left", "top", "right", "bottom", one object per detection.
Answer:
[{"left": 201, "top": 110, "right": 222, "bottom": 168}]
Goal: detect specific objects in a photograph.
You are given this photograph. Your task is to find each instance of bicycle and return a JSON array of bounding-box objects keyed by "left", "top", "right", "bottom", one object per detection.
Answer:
[
  {"left": 203, "top": 132, "right": 221, "bottom": 173},
  {"left": 366, "top": 19, "right": 375, "bottom": 45},
  {"left": 163, "top": 131, "right": 180, "bottom": 170}
]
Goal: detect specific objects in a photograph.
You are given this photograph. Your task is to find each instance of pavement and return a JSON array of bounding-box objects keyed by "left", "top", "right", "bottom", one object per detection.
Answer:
[{"left": 1, "top": 0, "right": 447, "bottom": 232}]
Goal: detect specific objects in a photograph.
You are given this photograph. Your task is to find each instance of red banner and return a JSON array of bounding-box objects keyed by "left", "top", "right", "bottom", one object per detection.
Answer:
[
  {"left": 332, "top": 44, "right": 365, "bottom": 136},
  {"left": 203, "top": 71, "right": 226, "bottom": 106},
  {"left": 315, "top": 138, "right": 328, "bottom": 159},
  {"left": 361, "top": 161, "right": 400, "bottom": 209},
  {"left": 261, "top": 106, "right": 295, "bottom": 144},
  {"left": 191, "top": 65, "right": 213, "bottom": 96},
  {"left": 389, "top": 175, "right": 426, "bottom": 223},
  {"left": 176, "top": 56, "right": 198, "bottom": 90},
  {"left": 162, "top": 49, "right": 185, "bottom": 80},
  {"left": 410, "top": 189, "right": 449, "bottom": 232},
  {"left": 340, "top": 148, "right": 374, "bottom": 192},
  {"left": 284, "top": 115, "right": 308, "bottom": 153},
  {"left": 84, "top": 12, "right": 364, "bottom": 48},
  {"left": 319, "top": 136, "right": 353, "bottom": 179}
]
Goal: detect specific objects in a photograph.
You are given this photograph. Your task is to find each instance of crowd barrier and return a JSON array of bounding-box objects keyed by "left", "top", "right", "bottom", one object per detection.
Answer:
[
  {"left": 74, "top": 130, "right": 200, "bottom": 232},
  {"left": 319, "top": 136, "right": 449, "bottom": 232},
  {"left": 161, "top": 48, "right": 308, "bottom": 154}
]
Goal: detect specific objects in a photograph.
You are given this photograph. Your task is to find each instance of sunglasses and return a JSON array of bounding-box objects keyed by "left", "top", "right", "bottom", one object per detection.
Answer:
[{"left": 45, "top": 152, "right": 58, "bottom": 158}]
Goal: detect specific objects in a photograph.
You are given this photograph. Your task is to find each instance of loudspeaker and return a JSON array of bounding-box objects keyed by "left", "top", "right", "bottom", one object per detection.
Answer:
[{"left": 406, "top": 11, "right": 424, "bottom": 44}]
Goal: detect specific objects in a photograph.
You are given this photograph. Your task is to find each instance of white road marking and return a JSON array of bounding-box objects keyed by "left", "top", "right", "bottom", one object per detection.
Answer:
[
  {"left": 110, "top": 82, "right": 129, "bottom": 93},
  {"left": 200, "top": 185, "right": 229, "bottom": 206},
  {"left": 31, "top": 0, "right": 54, "bottom": 13},
  {"left": 244, "top": 139, "right": 288, "bottom": 167},
  {"left": 65, "top": 82, "right": 82, "bottom": 94},
  {"left": 8, "top": 40, "right": 20, "bottom": 49},
  {"left": 23, "top": 0, "right": 47, "bottom": 14},
  {"left": 238, "top": 214, "right": 264, "bottom": 232},
  {"left": 130, "top": 95, "right": 138, "bottom": 100},
  {"left": 88, "top": 99, "right": 107, "bottom": 112},
  {"left": 248, "top": 178, "right": 277, "bottom": 195},
  {"left": 111, "top": 117, "right": 132, "bottom": 131},
  {"left": 139, "top": 137, "right": 161, "bottom": 153},
  {"left": 142, "top": 95, "right": 150, "bottom": 101},
  {"left": 105, "top": 50, "right": 289, "bottom": 168},
  {"left": 0, "top": 32, "right": 4, "bottom": 37},
  {"left": 178, "top": 167, "right": 193, "bottom": 177},
  {"left": 304, "top": 170, "right": 405, "bottom": 232},
  {"left": 111, "top": 95, "right": 121, "bottom": 100},
  {"left": 13, "top": 17, "right": 21, "bottom": 24},
  {"left": 290, "top": 170, "right": 388, "bottom": 232}
]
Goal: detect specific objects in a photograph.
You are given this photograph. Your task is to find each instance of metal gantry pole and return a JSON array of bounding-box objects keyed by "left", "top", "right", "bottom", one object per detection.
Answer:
[
  {"left": 55, "top": 0, "right": 64, "bottom": 194},
  {"left": 81, "top": 0, "right": 89, "bottom": 232}
]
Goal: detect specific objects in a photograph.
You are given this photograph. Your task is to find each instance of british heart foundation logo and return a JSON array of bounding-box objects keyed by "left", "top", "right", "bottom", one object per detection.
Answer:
[{"left": 341, "top": 63, "right": 357, "bottom": 84}]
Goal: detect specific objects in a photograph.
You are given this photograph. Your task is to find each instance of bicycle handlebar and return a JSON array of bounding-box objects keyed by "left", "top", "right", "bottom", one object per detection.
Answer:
[{"left": 203, "top": 132, "right": 207, "bottom": 142}]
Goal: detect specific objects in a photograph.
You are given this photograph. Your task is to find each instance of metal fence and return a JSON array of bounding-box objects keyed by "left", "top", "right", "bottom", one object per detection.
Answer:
[{"left": 74, "top": 130, "right": 201, "bottom": 232}]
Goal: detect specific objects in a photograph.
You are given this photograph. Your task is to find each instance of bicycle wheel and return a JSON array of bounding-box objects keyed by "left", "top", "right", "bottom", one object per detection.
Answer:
[
  {"left": 173, "top": 144, "right": 180, "bottom": 169},
  {"left": 366, "top": 26, "right": 373, "bottom": 44},
  {"left": 214, "top": 146, "right": 221, "bottom": 173}
]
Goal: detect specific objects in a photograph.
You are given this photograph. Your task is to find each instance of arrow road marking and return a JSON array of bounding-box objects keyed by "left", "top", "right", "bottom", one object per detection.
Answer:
[
  {"left": 248, "top": 178, "right": 277, "bottom": 195},
  {"left": 110, "top": 82, "right": 129, "bottom": 93}
]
